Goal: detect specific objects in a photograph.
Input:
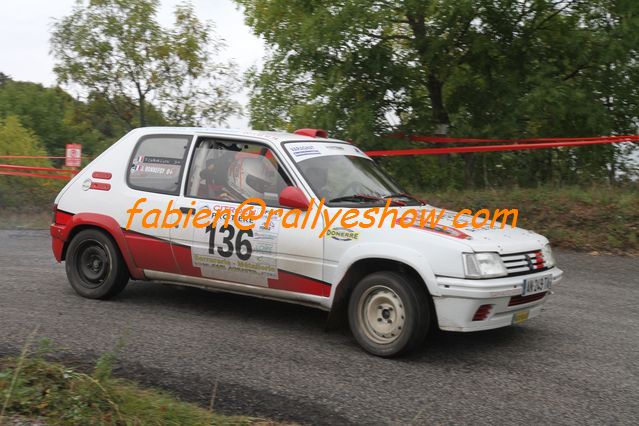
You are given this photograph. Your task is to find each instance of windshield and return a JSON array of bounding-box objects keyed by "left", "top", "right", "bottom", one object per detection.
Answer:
[{"left": 284, "top": 142, "right": 420, "bottom": 206}]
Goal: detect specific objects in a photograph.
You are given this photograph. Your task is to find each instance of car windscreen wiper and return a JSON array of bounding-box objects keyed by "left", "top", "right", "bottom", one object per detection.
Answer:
[
  {"left": 383, "top": 193, "right": 423, "bottom": 204},
  {"left": 329, "top": 194, "right": 386, "bottom": 204},
  {"left": 329, "top": 194, "right": 405, "bottom": 206}
]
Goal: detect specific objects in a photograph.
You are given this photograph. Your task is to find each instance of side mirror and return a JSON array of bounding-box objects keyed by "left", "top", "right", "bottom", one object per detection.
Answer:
[{"left": 279, "top": 186, "right": 309, "bottom": 210}]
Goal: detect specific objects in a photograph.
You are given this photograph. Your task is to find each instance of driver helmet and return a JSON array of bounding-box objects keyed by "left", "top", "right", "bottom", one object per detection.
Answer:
[{"left": 227, "top": 156, "right": 276, "bottom": 199}]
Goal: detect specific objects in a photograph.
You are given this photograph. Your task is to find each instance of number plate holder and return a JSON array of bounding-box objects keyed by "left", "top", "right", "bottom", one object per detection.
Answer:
[
  {"left": 522, "top": 274, "right": 552, "bottom": 296},
  {"left": 512, "top": 310, "right": 529, "bottom": 324}
]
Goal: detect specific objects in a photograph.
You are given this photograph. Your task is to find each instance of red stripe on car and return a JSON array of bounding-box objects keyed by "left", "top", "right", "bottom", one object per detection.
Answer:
[
  {"left": 123, "top": 230, "right": 180, "bottom": 274},
  {"left": 89, "top": 182, "right": 111, "bottom": 191},
  {"left": 268, "top": 270, "right": 330, "bottom": 296},
  {"left": 92, "top": 171, "right": 112, "bottom": 180},
  {"left": 171, "top": 242, "right": 205, "bottom": 277}
]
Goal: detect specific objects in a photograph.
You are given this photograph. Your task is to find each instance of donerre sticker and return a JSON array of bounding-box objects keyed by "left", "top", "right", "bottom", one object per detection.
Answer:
[{"left": 325, "top": 227, "right": 360, "bottom": 241}]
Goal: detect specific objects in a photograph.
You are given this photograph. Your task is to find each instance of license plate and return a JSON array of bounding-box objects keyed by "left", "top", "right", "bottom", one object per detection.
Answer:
[
  {"left": 513, "top": 310, "right": 529, "bottom": 324},
  {"left": 522, "top": 274, "right": 552, "bottom": 296}
]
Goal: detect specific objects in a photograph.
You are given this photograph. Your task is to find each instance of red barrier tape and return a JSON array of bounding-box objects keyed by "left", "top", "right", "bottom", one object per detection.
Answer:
[
  {"left": 0, "top": 156, "right": 68, "bottom": 159},
  {"left": 0, "top": 164, "right": 77, "bottom": 174},
  {"left": 366, "top": 138, "right": 636, "bottom": 157},
  {"left": 0, "top": 170, "right": 74, "bottom": 180},
  {"left": 384, "top": 133, "right": 639, "bottom": 145}
]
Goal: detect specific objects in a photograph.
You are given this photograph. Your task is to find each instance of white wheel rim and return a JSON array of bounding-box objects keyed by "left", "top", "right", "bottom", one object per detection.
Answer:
[{"left": 358, "top": 285, "right": 406, "bottom": 345}]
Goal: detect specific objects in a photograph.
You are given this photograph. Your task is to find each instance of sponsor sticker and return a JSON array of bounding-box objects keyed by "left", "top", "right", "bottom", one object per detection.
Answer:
[
  {"left": 130, "top": 163, "right": 179, "bottom": 176},
  {"left": 325, "top": 227, "right": 359, "bottom": 241},
  {"left": 290, "top": 145, "right": 321, "bottom": 158},
  {"left": 191, "top": 205, "right": 281, "bottom": 287},
  {"left": 139, "top": 156, "right": 183, "bottom": 165},
  {"left": 130, "top": 155, "right": 182, "bottom": 176},
  {"left": 285, "top": 142, "right": 370, "bottom": 162}
]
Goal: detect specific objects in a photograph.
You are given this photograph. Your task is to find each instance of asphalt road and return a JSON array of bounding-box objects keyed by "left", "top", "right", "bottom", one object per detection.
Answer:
[{"left": 1, "top": 230, "right": 638, "bottom": 425}]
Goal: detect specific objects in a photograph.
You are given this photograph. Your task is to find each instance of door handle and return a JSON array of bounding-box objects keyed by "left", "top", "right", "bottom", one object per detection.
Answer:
[{"left": 174, "top": 207, "right": 196, "bottom": 228}]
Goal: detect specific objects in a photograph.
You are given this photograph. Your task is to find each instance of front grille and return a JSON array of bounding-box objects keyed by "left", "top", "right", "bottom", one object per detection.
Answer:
[{"left": 500, "top": 250, "right": 549, "bottom": 277}]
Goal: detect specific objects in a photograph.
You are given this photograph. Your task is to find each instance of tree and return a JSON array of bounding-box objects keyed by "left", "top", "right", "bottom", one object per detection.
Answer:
[
  {"left": 82, "top": 91, "right": 168, "bottom": 141},
  {"left": 51, "top": 0, "right": 240, "bottom": 128},
  {"left": 236, "top": 0, "right": 639, "bottom": 188},
  {"left": 0, "top": 80, "right": 106, "bottom": 156},
  {"left": 0, "top": 116, "right": 62, "bottom": 208},
  {"left": 0, "top": 72, "right": 10, "bottom": 86}
]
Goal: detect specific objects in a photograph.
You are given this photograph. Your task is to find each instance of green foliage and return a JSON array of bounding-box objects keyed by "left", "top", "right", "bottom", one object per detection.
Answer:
[
  {"left": 423, "top": 184, "right": 639, "bottom": 255},
  {"left": 0, "top": 72, "right": 11, "bottom": 86},
  {"left": 0, "top": 116, "right": 64, "bottom": 209},
  {"left": 0, "top": 115, "right": 50, "bottom": 160},
  {"left": 0, "top": 354, "right": 258, "bottom": 425},
  {"left": 51, "top": 0, "right": 241, "bottom": 128},
  {"left": 0, "top": 335, "right": 262, "bottom": 425},
  {"left": 0, "top": 80, "right": 107, "bottom": 156},
  {"left": 238, "top": 0, "right": 639, "bottom": 187}
]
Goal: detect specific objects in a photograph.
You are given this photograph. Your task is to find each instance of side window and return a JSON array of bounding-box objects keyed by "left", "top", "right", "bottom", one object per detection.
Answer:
[
  {"left": 186, "top": 139, "right": 291, "bottom": 205},
  {"left": 128, "top": 135, "right": 191, "bottom": 195}
]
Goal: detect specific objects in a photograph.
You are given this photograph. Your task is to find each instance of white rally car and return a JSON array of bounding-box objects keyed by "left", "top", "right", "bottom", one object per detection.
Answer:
[{"left": 51, "top": 127, "right": 563, "bottom": 357}]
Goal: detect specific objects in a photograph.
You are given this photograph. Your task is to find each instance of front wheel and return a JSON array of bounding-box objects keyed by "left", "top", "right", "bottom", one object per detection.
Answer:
[
  {"left": 65, "top": 229, "right": 129, "bottom": 299},
  {"left": 348, "top": 271, "right": 430, "bottom": 357}
]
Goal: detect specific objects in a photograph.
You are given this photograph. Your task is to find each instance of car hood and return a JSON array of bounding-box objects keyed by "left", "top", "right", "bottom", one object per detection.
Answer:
[{"left": 401, "top": 205, "right": 548, "bottom": 254}]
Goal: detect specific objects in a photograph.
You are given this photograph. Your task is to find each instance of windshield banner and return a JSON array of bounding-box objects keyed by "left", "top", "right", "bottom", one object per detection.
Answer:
[{"left": 285, "top": 142, "right": 369, "bottom": 162}]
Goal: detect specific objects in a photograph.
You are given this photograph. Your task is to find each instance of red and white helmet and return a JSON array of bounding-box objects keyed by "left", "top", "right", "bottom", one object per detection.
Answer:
[{"left": 227, "top": 156, "right": 277, "bottom": 199}]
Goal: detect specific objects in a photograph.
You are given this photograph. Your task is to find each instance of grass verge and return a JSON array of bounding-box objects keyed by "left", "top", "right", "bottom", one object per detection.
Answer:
[
  {"left": 422, "top": 185, "right": 639, "bottom": 255},
  {"left": 0, "top": 345, "right": 272, "bottom": 425},
  {"left": 0, "top": 209, "right": 50, "bottom": 230}
]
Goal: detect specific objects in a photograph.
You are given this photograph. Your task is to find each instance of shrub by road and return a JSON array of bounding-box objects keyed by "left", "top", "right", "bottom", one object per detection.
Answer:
[{"left": 423, "top": 185, "right": 639, "bottom": 256}]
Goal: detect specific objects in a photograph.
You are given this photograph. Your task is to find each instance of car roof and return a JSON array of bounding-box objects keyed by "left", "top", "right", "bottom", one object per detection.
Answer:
[{"left": 131, "top": 127, "right": 344, "bottom": 144}]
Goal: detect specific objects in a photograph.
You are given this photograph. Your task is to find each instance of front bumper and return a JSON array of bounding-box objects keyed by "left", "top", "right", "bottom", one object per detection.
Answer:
[
  {"left": 51, "top": 224, "right": 66, "bottom": 262},
  {"left": 432, "top": 267, "right": 563, "bottom": 332}
]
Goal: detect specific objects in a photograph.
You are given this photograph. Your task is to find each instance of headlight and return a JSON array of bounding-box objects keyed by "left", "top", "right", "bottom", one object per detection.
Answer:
[
  {"left": 541, "top": 243, "right": 555, "bottom": 268},
  {"left": 463, "top": 252, "right": 507, "bottom": 279}
]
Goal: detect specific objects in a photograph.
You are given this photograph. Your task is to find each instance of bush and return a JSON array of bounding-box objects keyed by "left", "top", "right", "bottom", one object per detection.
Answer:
[
  {"left": 0, "top": 116, "right": 64, "bottom": 209},
  {"left": 0, "top": 340, "right": 261, "bottom": 425},
  {"left": 422, "top": 185, "right": 639, "bottom": 255}
]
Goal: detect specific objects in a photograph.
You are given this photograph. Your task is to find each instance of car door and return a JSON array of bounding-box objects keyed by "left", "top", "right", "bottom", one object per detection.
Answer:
[{"left": 170, "top": 137, "right": 326, "bottom": 296}]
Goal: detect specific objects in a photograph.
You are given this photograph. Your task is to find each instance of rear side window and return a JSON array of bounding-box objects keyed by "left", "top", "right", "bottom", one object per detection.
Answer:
[{"left": 127, "top": 135, "right": 191, "bottom": 195}]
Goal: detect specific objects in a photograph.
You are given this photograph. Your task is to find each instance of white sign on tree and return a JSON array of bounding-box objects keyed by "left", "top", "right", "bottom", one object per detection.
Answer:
[{"left": 65, "top": 144, "right": 82, "bottom": 168}]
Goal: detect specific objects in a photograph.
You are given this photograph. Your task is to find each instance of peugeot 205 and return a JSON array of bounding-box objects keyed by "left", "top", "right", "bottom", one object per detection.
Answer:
[{"left": 51, "top": 127, "right": 563, "bottom": 357}]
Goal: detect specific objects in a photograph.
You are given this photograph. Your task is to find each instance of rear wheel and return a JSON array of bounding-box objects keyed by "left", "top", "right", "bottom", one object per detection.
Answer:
[
  {"left": 348, "top": 271, "right": 430, "bottom": 357},
  {"left": 65, "top": 229, "right": 129, "bottom": 299}
]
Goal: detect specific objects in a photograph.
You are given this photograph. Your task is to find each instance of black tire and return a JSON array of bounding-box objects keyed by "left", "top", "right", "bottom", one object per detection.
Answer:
[
  {"left": 65, "top": 229, "right": 129, "bottom": 299},
  {"left": 348, "top": 271, "right": 430, "bottom": 357}
]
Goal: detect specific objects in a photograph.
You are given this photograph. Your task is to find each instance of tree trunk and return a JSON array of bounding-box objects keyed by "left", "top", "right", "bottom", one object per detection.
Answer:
[
  {"left": 408, "top": 12, "right": 480, "bottom": 187},
  {"left": 426, "top": 73, "right": 450, "bottom": 130},
  {"left": 609, "top": 147, "right": 616, "bottom": 185},
  {"left": 138, "top": 95, "right": 146, "bottom": 127},
  {"left": 463, "top": 153, "right": 476, "bottom": 188},
  {"left": 135, "top": 82, "right": 147, "bottom": 127}
]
